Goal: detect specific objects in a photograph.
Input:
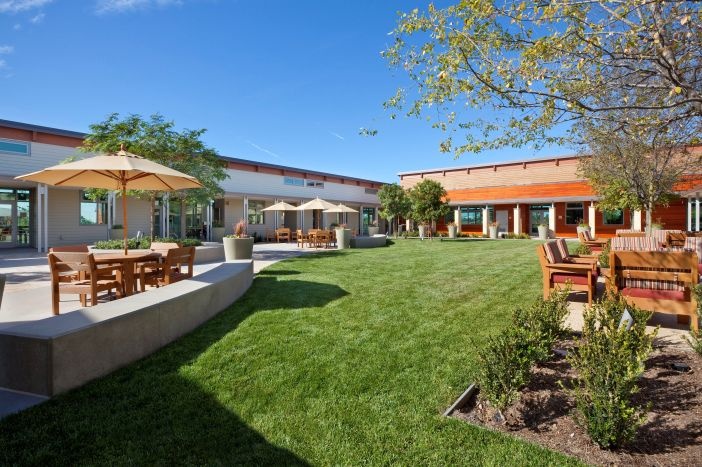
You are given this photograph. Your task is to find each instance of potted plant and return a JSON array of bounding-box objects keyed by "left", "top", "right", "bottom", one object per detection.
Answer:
[
  {"left": 576, "top": 220, "right": 590, "bottom": 235},
  {"left": 537, "top": 222, "right": 549, "bottom": 240},
  {"left": 488, "top": 221, "right": 499, "bottom": 239},
  {"left": 211, "top": 220, "right": 225, "bottom": 243},
  {"left": 110, "top": 224, "right": 124, "bottom": 240},
  {"left": 367, "top": 220, "right": 380, "bottom": 236},
  {"left": 447, "top": 221, "right": 458, "bottom": 239},
  {"left": 418, "top": 222, "right": 429, "bottom": 239},
  {"left": 335, "top": 223, "right": 352, "bottom": 249},
  {"left": 224, "top": 219, "right": 254, "bottom": 260}
]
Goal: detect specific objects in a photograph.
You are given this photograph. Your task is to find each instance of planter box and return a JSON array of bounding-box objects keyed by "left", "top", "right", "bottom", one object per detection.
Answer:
[
  {"left": 212, "top": 227, "right": 225, "bottom": 243},
  {"left": 447, "top": 225, "right": 457, "bottom": 239},
  {"left": 538, "top": 225, "right": 549, "bottom": 240},
  {"left": 224, "top": 237, "right": 254, "bottom": 260},
  {"left": 336, "top": 228, "right": 351, "bottom": 249},
  {"left": 418, "top": 225, "right": 428, "bottom": 238},
  {"left": 368, "top": 226, "right": 380, "bottom": 236},
  {"left": 489, "top": 226, "right": 498, "bottom": 239}
]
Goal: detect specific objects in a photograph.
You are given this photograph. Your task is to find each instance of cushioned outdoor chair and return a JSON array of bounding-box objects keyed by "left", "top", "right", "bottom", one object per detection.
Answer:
[
  {"left": 537, "top": 241, "right": 597, "bottom": 305},
  {"left": 578, "top": 230, "right": 608, "bottom": 253},
  {"left": 48, "top": 252, "right": 124, "bottom": 315}
]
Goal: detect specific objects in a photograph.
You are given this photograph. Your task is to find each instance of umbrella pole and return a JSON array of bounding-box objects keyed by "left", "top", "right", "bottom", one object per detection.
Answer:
[{"left": 122, "top": 184, "right": 128, "bottom": 256}]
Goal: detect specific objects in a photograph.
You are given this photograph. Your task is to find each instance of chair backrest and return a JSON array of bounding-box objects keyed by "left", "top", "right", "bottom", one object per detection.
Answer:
[
  {"left": 616, "top": 232, "right": 646, "bottom": 238},
  {"left": 48, "top": 252, "right": 95, "bottom": 281},
  {"left": 163, "top": 246, "right": 195, "bottom": 277},
  {"left": 610, "top": 237, "right": 659, "bottom": 251},
  {"left": 555, "top": 238, "right": 571, "bottom": 260},
  {"left": 150, "top": 242, "right": 180, "bottom": 255},
  {"left": 276, "top": 228, "right": 290, "bottom": 236},
  {"left": 49, "top": 244, "right": 89, "bottom": 253},
  {"left": 667, "top": 231, "right": 687, "bottom": 247},
  {"left": 610, "top": 250, "right": 698, "bottom": 290},
  {"left": 541, "top": 241, "right": 565, "bottom": 265}
]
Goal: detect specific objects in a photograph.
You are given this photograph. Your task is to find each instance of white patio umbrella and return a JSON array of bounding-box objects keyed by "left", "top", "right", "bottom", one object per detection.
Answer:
[
  {"left": 323, "top": 203, "right": 358, "bottom": 225},
  {"left": 16, "top": 145, "right": 202, "bottom": 254},
  {"left": 296, "top": 197, "right": 337, "bottom": 229},
  {"left": 261, "top": 201, "right": 298, "bottom": 228}
]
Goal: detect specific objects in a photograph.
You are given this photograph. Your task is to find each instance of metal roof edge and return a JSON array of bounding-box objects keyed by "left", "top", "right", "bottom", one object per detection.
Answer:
[
  {"left": 0, "top": 119, "right": 87, "bottom": 139},
  {"left": 397, "top": 153, "right": 584, "bottom": 177}
]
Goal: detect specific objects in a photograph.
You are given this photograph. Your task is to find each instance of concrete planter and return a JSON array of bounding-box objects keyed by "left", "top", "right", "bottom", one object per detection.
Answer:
[
  {"left": 224, "top": 237, "right": 254, "bottom": 260},
  {"left": 576, "top": 226, "right": 590, "bottom": 235},
  {"left": 212, "top": 227, "right": 225, "bottom": 243},
  {"left": 418, "top": 225, "right": 428, "bottom": 238},
  {"left": 336, "top": 228, "right": 351, "bottom": 249},
  {"left": 368, "top": 226, "right": 380, "bottom": 236},
  {"left": 447, "top": 225, "right": 457, "bottom": 239},
  {"left": 110, "top": 228, "right": 124, "bottom": 240},
  {"left": 0, "top": 273, "right": 5, "bottom": 308},
  {"left": 538, "top": 225, "right": 549, "bottom": 240},
  {"left": 489, "top": 225, "right": 498, "bottom": 239}
]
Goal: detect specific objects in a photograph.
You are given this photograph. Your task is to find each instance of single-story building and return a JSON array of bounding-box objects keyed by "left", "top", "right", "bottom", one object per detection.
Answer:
[
  {"left": 0, "top": 119, "right": 384, "bottom": 251},
  {"left": 399, "top": 154, "right": 702, "bottom": 238}
]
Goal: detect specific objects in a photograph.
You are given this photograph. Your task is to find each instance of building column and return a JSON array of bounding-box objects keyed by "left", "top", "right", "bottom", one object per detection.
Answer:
[
  {"left": 548, "top": 203, "right": 556, "bottom": 237},
  {"left": 482, "top": 206, "right": 489, "bottom": 235},
  {"left": 207, "top": 200, "right": 213, "bottom": 241},
  {"left": 633, "top": 209, "right": 643, "bottom": 232},
  {"left": 688, "top": 199, "right": 693, "bottom": 231},
  {"left": 243, "top": 196, "right": 249, "bottom": 229},
  {"left": 588, "top": 203, "right": 597, "bottom": 237},
  {"left": 36, "top": 183, "right": 44, "bottom": 252},
  {"left": 454, "top": 207, "right": 460, "bottom": 231},
  {"left": 697, "top": 197, "right": 701, "bottom": 231},
  {"left": 163, "top": 193, "right": 170, "bottom": 238},
  {"left": 513, "top": 204, "right": 521, "bottom": 234}
]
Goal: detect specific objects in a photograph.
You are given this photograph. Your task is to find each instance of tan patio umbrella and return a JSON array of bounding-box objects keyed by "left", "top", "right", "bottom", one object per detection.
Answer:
[
  {"left": 323, "top": 203, "right": 358, "bottom": 225},
  {"left": 296, "top": 197, "right": 337, "bottom": 229},
  {"left": 261, "top": 201, "right": 298, "bottom": 229},
  {"left": 16, "top": 145, "right": 202, "bottom": 255}
]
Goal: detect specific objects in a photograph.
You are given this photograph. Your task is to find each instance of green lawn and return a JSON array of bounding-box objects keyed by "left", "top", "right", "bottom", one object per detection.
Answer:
[{"left": 0, "top": 240, "right": 582, "bottom": 466}]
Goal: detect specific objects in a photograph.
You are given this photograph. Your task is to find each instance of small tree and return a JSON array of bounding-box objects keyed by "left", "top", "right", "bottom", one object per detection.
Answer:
[
  {"left": 407, "top": 179, "right": 451, "bottom": 231},
  {"left": 80, "top": 113, "right": 229, "bottom": 238},
  {"left": 378, "top": 183, "right": 411, "bottom": 237},
  {"left": 577, "top": 117, "right": 701, "bottom": 232}
]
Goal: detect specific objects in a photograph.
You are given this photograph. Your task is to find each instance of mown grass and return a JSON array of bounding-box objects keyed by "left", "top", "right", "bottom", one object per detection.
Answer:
[{"left": 0, "top": 239, "right": 581, "bottom": 465}]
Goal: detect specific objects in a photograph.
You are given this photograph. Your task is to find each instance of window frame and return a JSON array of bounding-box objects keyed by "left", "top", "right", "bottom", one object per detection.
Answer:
[
  {"left": 460, "top": 206, "right": 484, "bottom": 225},
  {"left": 565, "top": 202, "right": 584, "bottom": 225},
  {"left": 247, "top": 200, "right": 266, "bottom": 225},
  {"left": 79, "top": 190, "right": 108, "bottom": 226},
  {"left": 0, "top": 139, "right": 30, "bottom": 157}
]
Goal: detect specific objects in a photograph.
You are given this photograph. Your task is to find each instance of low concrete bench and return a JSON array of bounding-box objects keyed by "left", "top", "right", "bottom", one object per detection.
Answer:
[
  {"left": 609, "top": 250, "right": 699, "bottom": 331},
  {"left": 350, "top": 235, "right": 387, "bottom": 249},
  {"left": 0, "top": 260, "right": 252, "bottom": 397},
  {"left": 88, "top": 243, "right": 224, "bottom": 264}
]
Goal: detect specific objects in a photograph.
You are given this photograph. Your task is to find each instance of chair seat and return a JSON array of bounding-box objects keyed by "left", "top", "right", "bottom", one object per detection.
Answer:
[
  {"left": 621, "top": 287, "right": 686, "bottom": 301},
  {"left": 552, "top": 273, "right": 591, "bottom": 286}
]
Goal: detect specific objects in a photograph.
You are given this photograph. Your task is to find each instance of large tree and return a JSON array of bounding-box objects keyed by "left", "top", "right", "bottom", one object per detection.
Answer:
[
  {"left": 408, "top": 179, "right": 451, "bottom": 229},
  {"left": 383, "top": 1, "right": 702, "bottom": 155},
  {"left": 378, "top": 183, "right": 412, "bottom": 237},
  {"left": 80, "top": 113, "right": 228, "bottom": 237}
]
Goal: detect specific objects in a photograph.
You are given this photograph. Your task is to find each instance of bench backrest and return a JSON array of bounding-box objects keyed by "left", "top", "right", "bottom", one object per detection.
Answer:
[
  {"left": 609, "top": 250, "right": 698, "bottom": 291},
  {"left": 610, "top": 237, "right": 659, "bottom": 251},
  {"left": 49, "top": 244, "right": 89, "bottom": 253}
]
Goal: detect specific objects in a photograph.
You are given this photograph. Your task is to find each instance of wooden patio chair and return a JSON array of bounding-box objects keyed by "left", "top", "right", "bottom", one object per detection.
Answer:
[
  {"left": 48, "top": 252, "right": 124, "bottom": 315},
  {"left": 139, "top": 246, "right": 195, "bottom": 292},
  {"left": 275, "top": 228, "right": 291, "bottom": 243},
  {"left": 265, "top": 229, "right": 276, "bottom": 242},
  {"left": 296, "top": 229, "right": 308, "bottom": 248},
  {"left": 578, "top": 230, "right": 608, "bottom": 253},
  {"left": 537, "top": 241, "right": 597, "bottom": 305},
  {"left": 666, "top": 231, "right": 687, "bottom": 248}
]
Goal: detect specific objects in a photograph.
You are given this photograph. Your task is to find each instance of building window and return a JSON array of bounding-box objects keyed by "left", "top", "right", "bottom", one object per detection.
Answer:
[
  {"left": 365, "top": 188, "right": 378, "bottom": 195},
  {"left": 603, "top": 209, "right": 624, "bottom": 225},
  {"left": 306, "top": 180, "right": 324, "bottom": 188},
  {"left": 248, "top": 200, "right": 266, "bottom": 225},
  {"left": 0, "top": 139, "right": 30, "bottom": 156},
  {"left": 284, "top": 176, "right": 304, "bottom": 187},
  {"left": 565, "top": 202, "right": 584, "bottom": 225},
  {"left": 460, "top": 207, "right": 483, "bottom": 225},
  {"left": 80, "top": 191, "right": 107, "bottom": 225}
]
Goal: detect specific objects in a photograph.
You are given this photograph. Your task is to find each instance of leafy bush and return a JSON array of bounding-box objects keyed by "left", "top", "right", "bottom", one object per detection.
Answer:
[
  {"left": 565, "top": 292, "right": 655, "bottom": 449},
  {"left": 574, "top": 243, "right": 592, "bottom": 255},
  {"left": 598, "top": 240, "right": 611, "bottom": 268},
  {"left": 504, "top": 233, "right": 531, "bottom": 239},
  {"left": 686, "top": 284, "right": 702, "bottom": 355},
  {"left": 93, "top": 237, "right": 202, "bottom": 249},
  {"left": 475, "top": 327, "right": 535, "bottom": 413},
  {"left": 176, "top": 238, "right": 203, "bottom": 247},
  {"left": 512, "top": 288, "right": 570, "bottom": 362}
]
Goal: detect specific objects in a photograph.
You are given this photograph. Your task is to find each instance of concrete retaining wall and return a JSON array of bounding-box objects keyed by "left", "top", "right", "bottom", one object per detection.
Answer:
[
  {"left": 350, "top": 235, "right": 388, "bottom": 249},
  {"left": 0, "top": 260, "right": 252, "bottom": 396}
]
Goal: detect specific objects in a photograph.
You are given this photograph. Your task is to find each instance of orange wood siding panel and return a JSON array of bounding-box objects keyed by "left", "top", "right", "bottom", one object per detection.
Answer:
[
  {"left": 446, "top": 181, "right": 595, "bottom": 203},
  {"left": 652, "top": 198, "right": 688, "bottom": 230},
  {"left": 0, "top": 127, "right": 83, "bottom": 148}
]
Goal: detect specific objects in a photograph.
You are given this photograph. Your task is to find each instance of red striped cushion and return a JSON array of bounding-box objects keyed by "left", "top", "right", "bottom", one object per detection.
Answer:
[
  {"left": 556, "top": 239, "right": 570, "bottom": 260},
  {"left": 621, "top": 287, "right": 685, "bottom": 301},
  {"left": 543, "top": 241, "right": 563, "bottom": 264}
]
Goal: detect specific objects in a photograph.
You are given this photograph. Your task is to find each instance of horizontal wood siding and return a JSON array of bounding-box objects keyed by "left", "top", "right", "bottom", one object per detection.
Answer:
[
  {"left": 651, "top": 198, "right": 688, "bottom": 230},
  {"left": 445, "top": 181, "right": 595, "bottom": 203}
]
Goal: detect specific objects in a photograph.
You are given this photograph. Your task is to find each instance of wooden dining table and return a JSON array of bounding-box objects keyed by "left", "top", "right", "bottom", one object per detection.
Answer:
[{"left": 94, "top": 251, "right": 161, "bottom": 296}]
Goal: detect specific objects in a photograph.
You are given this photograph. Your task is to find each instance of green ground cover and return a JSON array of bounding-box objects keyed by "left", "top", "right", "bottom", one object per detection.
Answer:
[{"left": 0, "top": 240, "right": 581, "bottom": 465}]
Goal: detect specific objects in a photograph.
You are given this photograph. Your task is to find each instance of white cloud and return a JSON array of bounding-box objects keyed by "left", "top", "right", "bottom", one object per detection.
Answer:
[
  {"left": 329, "top": 131, "right": 345, "bottom": 141},
  {"left": 0, "top": 59, "right": 6, "bottom": 68},
  {"left": 13, "top": 23, "right": 21, "bottom": 29},
  {"left": 95, "top": 0, "right": 181, "bottom": 14},
  {"left": 0, "top": 0, "right": 52, "bottom": 13},
  {"left": 0, "top": 45, "right": 13, "bottom": 54},
  {"left": 29, "top": 11, "right": 43, "bottom": 22},
  {"left": 246, "top": 140, "right": 281, "bottom": 159}
]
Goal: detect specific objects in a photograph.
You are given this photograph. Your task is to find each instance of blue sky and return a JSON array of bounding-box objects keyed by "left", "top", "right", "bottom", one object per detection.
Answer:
[{"left": 1, "top": 0, "right": 567, "bottom": 183}]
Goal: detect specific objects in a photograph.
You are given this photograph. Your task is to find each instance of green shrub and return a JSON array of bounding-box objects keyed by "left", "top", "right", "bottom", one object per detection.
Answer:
[
  {"left": 574, "top": 243, "right": 592, "bottom": 255},
  {"left": 686, "top": 284, "right": 702, "bottom": 355},
  {"left": 598, "top": 241, "right": 611, "bottom": 268},
  {"left": 565, "top": 292, "right": 655, "bottom": 449},
  {"left": 93, "top": 237, "right": 202, "bottom": 250},
  {"left": 512, "top": 288, "right": 570, "bottom": 362},
  {"left": 475, "top": 327, "right": 534, "bottom": 413}
]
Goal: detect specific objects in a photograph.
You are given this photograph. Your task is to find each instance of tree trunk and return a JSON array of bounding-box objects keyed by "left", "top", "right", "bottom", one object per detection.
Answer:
[
  {"left": 645, "top": 203, "right": 653, "bottom": 235},
  {"left": 149, "top": 195, "right": 155, "bottom": 240}
]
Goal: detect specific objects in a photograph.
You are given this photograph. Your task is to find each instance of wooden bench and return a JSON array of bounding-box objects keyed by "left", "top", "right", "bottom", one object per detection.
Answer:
[{"left": 609, "top": 250, "right": 699, "bottom": 331}]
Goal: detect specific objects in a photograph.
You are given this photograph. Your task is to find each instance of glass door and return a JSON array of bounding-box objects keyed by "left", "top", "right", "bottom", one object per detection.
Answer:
[
  {"left": 529, "top": 205, "right": 550, "bottom": 235},
  {"left": 0, "top": 201, "right": 13, "bottom": 246},
  {"left": 362, "top": 207, "right": 375, "bottom": 235}
]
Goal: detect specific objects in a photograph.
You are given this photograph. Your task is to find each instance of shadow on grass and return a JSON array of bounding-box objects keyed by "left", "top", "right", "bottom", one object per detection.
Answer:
[
  {"left": 256, "top": 269, "right": 301, "bottom": 276},
  {"left": 0, "top": 275, "right": 349, "bottom": 465}
]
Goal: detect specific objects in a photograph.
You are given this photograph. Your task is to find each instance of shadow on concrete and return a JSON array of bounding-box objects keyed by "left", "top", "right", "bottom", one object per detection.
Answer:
[{"left": 0, "top": 274, "right": 348, "bottom": 464}]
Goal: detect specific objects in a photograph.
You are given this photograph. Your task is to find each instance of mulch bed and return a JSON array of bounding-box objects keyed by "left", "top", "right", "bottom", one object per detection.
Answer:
[{"left": 453, "top": 339, "right": 702, "bottom": 466}]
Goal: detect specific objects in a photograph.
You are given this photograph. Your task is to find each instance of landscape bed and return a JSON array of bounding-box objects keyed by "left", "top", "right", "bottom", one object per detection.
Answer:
[{"left": 454, "top": 338, "right": 702, "bottom": 466}]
